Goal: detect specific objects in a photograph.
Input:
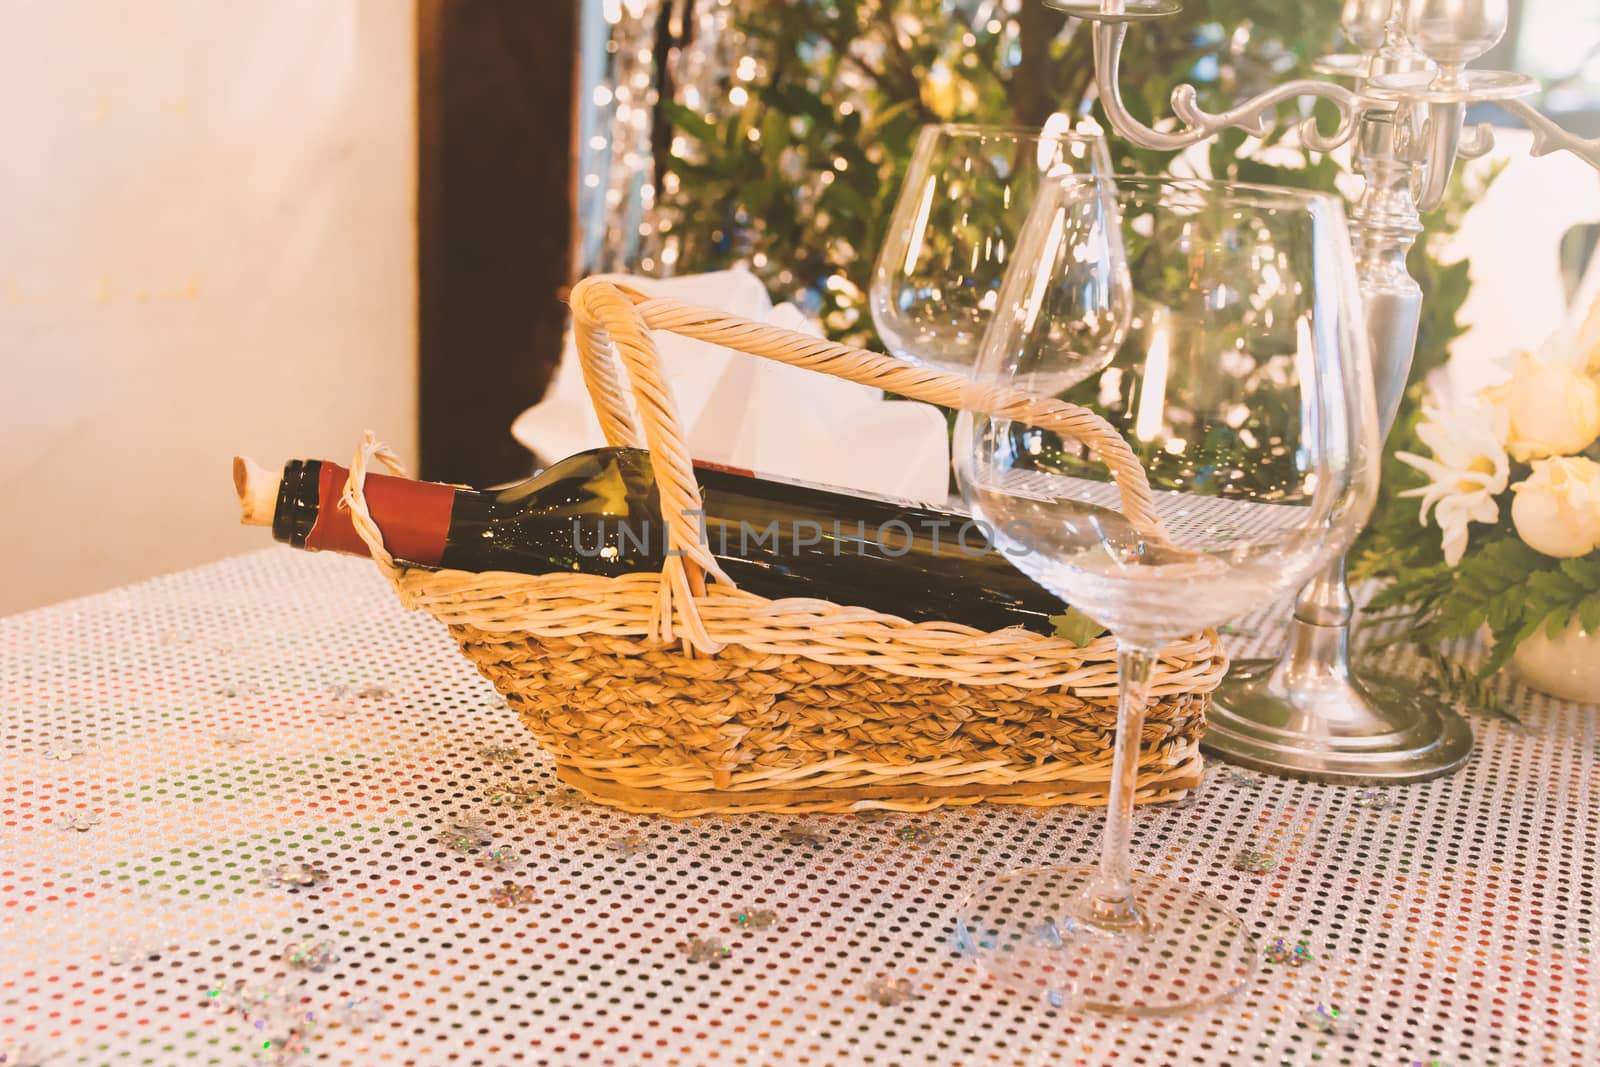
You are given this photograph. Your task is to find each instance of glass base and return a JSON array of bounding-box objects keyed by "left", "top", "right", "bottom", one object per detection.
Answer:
[{"left": 956, "top": 865, "right": 1256, "bottom": 1016}]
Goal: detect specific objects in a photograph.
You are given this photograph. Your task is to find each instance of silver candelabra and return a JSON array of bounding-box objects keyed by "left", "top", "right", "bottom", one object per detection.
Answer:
[{"left": 1049, "top": 0, "right": 1600, "bottom": 782}]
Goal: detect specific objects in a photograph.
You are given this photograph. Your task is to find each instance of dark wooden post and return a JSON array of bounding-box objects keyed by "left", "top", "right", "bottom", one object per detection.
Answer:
[{"left": 417, "top": 0, "right": 579, "bottom": 484}]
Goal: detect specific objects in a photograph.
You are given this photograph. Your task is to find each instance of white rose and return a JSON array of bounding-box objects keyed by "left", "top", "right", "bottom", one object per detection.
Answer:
[
  {"left": 1484, "top": 353, "right": 1600, "bottom": 461},
  {"left": 1510, "top": 456, "right": 1600, "bottom": 558}
]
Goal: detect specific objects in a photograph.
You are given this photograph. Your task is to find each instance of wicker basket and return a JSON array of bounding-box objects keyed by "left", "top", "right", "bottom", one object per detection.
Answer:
[{"left": 342, "top": 277, "right": 1227, "bottom": 815}]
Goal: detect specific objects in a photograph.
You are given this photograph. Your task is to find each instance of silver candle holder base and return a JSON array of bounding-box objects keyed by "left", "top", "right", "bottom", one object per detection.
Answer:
[{"left": 1208, "top": 642, "right": 1474, "bottom": 786}]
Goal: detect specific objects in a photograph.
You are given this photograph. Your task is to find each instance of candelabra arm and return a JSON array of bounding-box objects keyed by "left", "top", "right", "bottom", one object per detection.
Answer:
[
  {"left": 1499, "top": 98, "right": 1600, "bottom": 172},
  {"left": 1457, "top": 121, "right": 1497, "bottom": 159},
  {"left": 1091, "top": 23, "right": 1363, "bottom": 154},
  {"left": 1414, "top": 102, "right": 1467, "bottom": 212}
]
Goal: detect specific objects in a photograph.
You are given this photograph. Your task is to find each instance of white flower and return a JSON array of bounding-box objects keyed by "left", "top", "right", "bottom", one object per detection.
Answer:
[
  {"left": 1483, "top": 352, "right": 1600, "bottom": 461},
  {"left": 1511, "top": 456, "right": 1600, "bottom": 558},
  {"left": 1396, "top": 404, "right": 1510, "bottom": 567}
]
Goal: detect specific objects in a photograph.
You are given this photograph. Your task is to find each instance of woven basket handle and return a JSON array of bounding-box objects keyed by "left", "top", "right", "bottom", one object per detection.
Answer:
[{"left": 567, "top": 276, "right": 1165, "bottom": 652}]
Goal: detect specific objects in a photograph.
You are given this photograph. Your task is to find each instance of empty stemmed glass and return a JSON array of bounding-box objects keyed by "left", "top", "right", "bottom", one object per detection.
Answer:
[
  {"left": 954, "top": 176, "right": 1380, "bottom": 1015},
  {"left": 871, "top": 122, "right": 1121, "bottom": 378}
]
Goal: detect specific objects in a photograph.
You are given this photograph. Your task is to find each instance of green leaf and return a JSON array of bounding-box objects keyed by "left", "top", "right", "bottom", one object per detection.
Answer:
[
  {"left": 1050, "top": 608, "right": 1107, "bottom": 647},
  {"left": 1579, "top": 594, "right": 1600, "bottom": 634}
]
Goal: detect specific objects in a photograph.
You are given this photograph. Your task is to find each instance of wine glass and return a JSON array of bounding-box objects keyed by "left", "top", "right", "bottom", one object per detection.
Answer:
[
  {"left": 953, "top": 176, "right": 1380, "bottom": 1015},
  {"left": 871, "top": 122, "right": 1122, "bottom": 379}
]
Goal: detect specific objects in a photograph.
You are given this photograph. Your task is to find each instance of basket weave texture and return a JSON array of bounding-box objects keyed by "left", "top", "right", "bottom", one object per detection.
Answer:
[{"left": 343, "top": 277, "right": 1227, "bottom": 815}]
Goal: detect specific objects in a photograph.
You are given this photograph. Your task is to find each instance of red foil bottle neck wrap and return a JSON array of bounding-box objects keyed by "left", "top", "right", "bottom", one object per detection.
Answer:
[{"left": 305, "top": 462, "right": 456, "bottom": 566}]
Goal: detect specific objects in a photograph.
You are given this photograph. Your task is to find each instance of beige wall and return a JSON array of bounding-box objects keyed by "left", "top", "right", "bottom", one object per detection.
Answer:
[{"left": 0, "top": 1, "right": 418, "bottom": 615}]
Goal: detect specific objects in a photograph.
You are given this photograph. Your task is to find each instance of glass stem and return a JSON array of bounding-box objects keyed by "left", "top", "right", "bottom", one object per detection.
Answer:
[{"left": 1085, "top": 639, "right": 1157, "bottom": 929}]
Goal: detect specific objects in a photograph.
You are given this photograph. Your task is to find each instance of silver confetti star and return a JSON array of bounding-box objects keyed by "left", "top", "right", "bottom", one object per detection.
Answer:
[
  {"left": 777, "top": 825, "right": 827, "bottom": 848},
  {"left": 354, "top": 684, "right": 395, "bottom": 700},
  {"left": 732, "top": 908, "right": 779, "bottom": 930},
  {"left": 281, "top": 938, "right": 339, "bottom": 971},
  {"left": 1263, "top": 937, "right": 1313, "bottom": 967},
  {"left": 264, "top": 859, "right": 329, "bottom": 890},
  {"left": 206, "top": 979, "right": 298, "bottom": 1020},
  {"left": 1219, "top": 767, "right": 1264, "bottom": 789},
  {"left": 441, "top": 819, "right": 493, "bottom": 853},
  {"left": 477, "top": 846, "right": 521, "bottom": 872},
  {"left": 40, "top": 745, "right": 83, "bottom": 762},
  {"left": 216, "top": 727, "right": 255, "bottom": 746},
  {"left": 1301, "top": 1002, "right": 1355, "bottom": 1035},
  {"left": 56, "top": 810, "right": 100, "bottom": 832},
  {"left": 1352, "top": 788, "right": 1393, "bottom": 811},
  {"left": 477, "top": 744, "right": 524, "bottom": 765},
  {"left": 255, "top": 1020, "right": 316, "bottom": 1067},
  {"left": 677, "top": 934, "right": 731, "bottom": 963},
  {"left": 107, "top": 934, "right": 164, "bottom": 966},
  {"left": 485, "top": 783, "right": 540, "bottom": 808},
  {"left": 607, "top": 833, "right": 646, "bottom": 856},
  {"left": 865, "top": 975, "right": 922, "bottom": 1006},
  {"left": 1232, "top": 849, "right": 1276, "bottom": 875},
  {"left": 316, "top": 699, "right": 357, "bottom": 720},
  {"left": 0, "top": 1040, "right": 52, "bottom": 1067},
  {"left": 487, "top": 882, "right": 537, "bottom": 907},
  {"left": 331, "top": 996, "right": 384, "bottom": 1028}
]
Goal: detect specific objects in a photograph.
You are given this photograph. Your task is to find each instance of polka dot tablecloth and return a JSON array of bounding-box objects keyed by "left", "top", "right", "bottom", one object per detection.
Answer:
[{"left": 2, "top": 549, "right": 1595, "bottom": 1066}]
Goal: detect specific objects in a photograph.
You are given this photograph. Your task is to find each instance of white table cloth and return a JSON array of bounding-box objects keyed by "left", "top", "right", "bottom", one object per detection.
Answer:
[{"left": 1, "top": 549, "right": 1594, "bottom": 1065}]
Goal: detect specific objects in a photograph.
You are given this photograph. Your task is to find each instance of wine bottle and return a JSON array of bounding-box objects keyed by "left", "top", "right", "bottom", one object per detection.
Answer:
[{"left": 233, "top": 447, "right": 1069, "bottom": 635}]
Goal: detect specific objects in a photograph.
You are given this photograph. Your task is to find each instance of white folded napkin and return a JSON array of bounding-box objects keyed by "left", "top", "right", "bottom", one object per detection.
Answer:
[{"left": 511, "top": 267, "right": 951, "bottom": 505}]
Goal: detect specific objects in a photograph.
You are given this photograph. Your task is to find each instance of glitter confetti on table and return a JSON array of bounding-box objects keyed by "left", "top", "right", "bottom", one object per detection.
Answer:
[
  {"left": 608, "top": 833, "right": 646, "bottom": 856},
  {"left": 732, "top": 908, "right": 778, "bottom": 930},
  {"left": 4, "top": 550, "right": 1597, "bottom": 1066},
  {"left": 1233, "top": 849, "right": 1277, "bottom": 874},
  {"left": 1301, "top": 1002, "right": 1355, "bottom": 1035},
  {"left": 777, "top": 825, "right": 827, "bottom": 848},
  {"left": 263, "top": 859, "right": 329, "bottom": 890},
  {"left": 441, "top": 819, "right": 493, "bottom": 853},
  {"left": 1352, "top": 788, "right": 1394, "bottom": 810},
  {"left": 1219, "top": 767, "right": 1265, "bottom": 789},
  {"left": 331, "top": 996, "right": 385, "bottom": 1029},
  {"left": 1263, "top": 937, "right": 1313, "bottom": 967},
  {"left": 281, "top": 939, "right": 339, "bottom": 971},
  {"left": 39, "top": 745, "right": 82, "bottom": 762},
  {"left": 55, "top": 810, "right": 99, "bottom": 832},
  {"left": 0, "top": 1040, "right": 53, "bottom": 1067},
  {"left": 677, "top": 935, "right": 731, "bottom": 963},
  {"left": 894, "top": 824, "right": 936, "bottom": 845},
  {"left": 477, "top": 744, "right": 524, "bottom": 765},
  {"left": 487, "top": 882, "right": 537, "bottom": 908},
  {"left": 486, "top": 782, "right": 541, "bottom": 808},
  {"left": 216, "top": 726, "right": 255, "bottom": 746},
  {"left": 107, "top": 934, "right": 167, "bottom": 967},
  {"left": 865, "top": 975, "right": 921, "bottom": 1006},
  {"left": 477, "top": 846, "right": 522, "bottom": 872}
]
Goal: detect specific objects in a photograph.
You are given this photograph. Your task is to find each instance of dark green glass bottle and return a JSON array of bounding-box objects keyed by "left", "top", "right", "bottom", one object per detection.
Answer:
[{"left": 263, "top": 447, "right": 1068, "bottom": 635}]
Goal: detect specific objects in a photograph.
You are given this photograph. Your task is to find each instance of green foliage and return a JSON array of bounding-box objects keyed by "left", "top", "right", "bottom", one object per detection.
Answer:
[
  {"left": 655, "top": 0, "right": 1344, "bottom": 343},
  {"left": 1413, "top": 647, "right": 1521, "bottom": 725}
]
